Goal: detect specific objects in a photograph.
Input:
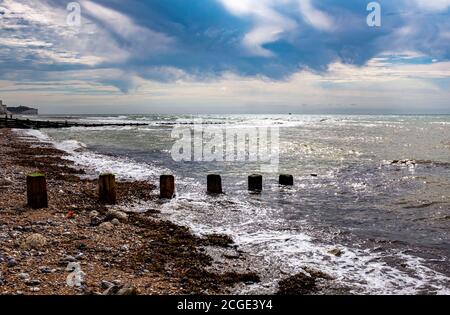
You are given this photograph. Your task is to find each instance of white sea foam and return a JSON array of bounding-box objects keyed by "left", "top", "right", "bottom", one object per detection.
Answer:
[
  {"left": 149, "top": 185, "right": 450, "bottom": 295},
  {"left": 17, "top": 129, "right": 167, "bottom": 181},
  {"left": 20, "top": 129, "right": 51, "bottom": 142},
  {"left": 14, "top": 127, "right": 450, "bottom": 295}
]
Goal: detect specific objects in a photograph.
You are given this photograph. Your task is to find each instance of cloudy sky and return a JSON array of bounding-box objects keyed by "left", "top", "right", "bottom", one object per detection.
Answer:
[{"left": 0, "top": 0, "right": 449, "bottom": 114}]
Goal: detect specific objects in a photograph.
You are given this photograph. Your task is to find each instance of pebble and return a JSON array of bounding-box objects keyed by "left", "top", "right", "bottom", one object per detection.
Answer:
[
  {"left": 25, "top": 279, "right": 41, "bottom": 286},
  {"left": 89, "top": 210, "right": 99, "bottom": 218},
  {"left": 111, "top": 218, "right": 120, "bottom": 226},
  {"left": 99, "top": 222, "right": 114, "bottom": 232},
  {"left": 328, "top": 248, "right": 343, "bottom": 257},
  {"left": 39, "top": 266, "right": 56, "bottom": 274},
  {"left": 102, "top": 285, "right": 120, "bottom": 295},
  {"left": 22, "top": 233, "right": 47, "bottom": 250},
  {"left": 106, "top": 210, "right": 128, "bottom": 222},
  {"left": 102, "top": 282, "right": 137, "bottom": 295},
  {"left": 7, "top": 258, "right": 17, "bottom": 267},
  {"left": 59, "top": 255, "right": 76, "bottom": 265},
  {"left": 101, "top": 280, "right": 114, "bottom": 289},
  {"left": 117, "top": 286, "right": 137, "bottom": 295},
  {"left": 19, "top": 273, "right": 30, "bottom": 280},
  {"left": 90, "top": 216, "right": 105, "bottom": 227}
]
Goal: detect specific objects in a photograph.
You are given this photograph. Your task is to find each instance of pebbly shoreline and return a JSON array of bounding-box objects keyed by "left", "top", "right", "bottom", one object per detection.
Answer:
[{"left": 0, "top": 128, "right": 261, "bottom": 295}]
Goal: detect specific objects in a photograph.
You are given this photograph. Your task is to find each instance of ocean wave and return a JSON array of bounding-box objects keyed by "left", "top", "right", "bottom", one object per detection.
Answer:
[{"left": 15, "top": 127, "right": 450, "bottom": 295}]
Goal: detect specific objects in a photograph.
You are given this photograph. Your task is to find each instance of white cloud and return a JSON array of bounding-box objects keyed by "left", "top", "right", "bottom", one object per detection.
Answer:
[
  {"left": 218, "top": 0, "right": 333, "bottom": 57},
  {"left": 414, "top": 0, "right": 450, "bottom": 11},
  {"left": 0, "top": 0, "right": 124, "bottom": 66},
  {"left": 219, "top": 0, "right": 296, "bottom": 57},
  {"left": 298, "top": 0, "right": 333, "bottom": 31},
  {"left": 0, "top": 0, "right": 173, "bottom": 67},
  {"left": 81, "top": 0, "right": 174, "bottom": 56}
]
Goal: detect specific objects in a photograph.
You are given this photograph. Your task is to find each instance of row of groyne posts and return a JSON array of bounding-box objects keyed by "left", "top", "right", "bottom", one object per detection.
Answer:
[
  {"left": 26, "top": 173, "right": 294, "bottom": 209},
  {"left": 0, "top": 114, "right": 150, "bottom": 129}
]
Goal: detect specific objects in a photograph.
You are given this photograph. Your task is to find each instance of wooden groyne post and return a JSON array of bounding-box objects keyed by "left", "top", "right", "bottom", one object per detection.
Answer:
[
  {"left": 160, "top": 175, "right": 175, "bottom": 199},
  {"left": 207, "top": 174, "right": 223, "bottom": 194},
  {"left": 27, "top": 173, "right": 48, "bottom": 209},
  {"left": 248, "top": 174, "right": 263, "bottom": 192},
  {"left": 279, "top": 174, "right": 294, "bottom": 186},
  {"left": 98, "top": 173, "right": 117, "bottom": 204}
]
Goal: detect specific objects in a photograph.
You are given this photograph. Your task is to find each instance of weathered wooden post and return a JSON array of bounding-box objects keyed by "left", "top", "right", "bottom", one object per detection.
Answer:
[
  {"left": 248, "top": 174, "right": 263, "bottom": 192},
  {"left": 207, "top": 174, "right": 223, "bottom": 194},
  {"left": 279, "top": 174, "right": 294, "bottom": 186},
  {"left": 27, "top": 173, "right": 48, "bottom": 209},
  {"left": 160, "top": 175, "right": 175, "bottom": 199},
  {"left": 98, "top": 173, "right": 117, "bottom": 204}
]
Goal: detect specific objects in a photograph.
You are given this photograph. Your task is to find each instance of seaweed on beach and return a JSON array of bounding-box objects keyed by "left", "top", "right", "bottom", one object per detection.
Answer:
[
  {"left": 277, "top": 273, "right": 317, "bottom": 295},
  {"left": 124, "top": 214, "right": 258, "bottom": 294},
  {"left": 202, "top": 233, "right": 234, "bottom": 247}
]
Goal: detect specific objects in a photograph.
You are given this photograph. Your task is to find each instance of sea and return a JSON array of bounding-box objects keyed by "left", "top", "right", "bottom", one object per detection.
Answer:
[{"left": 20, "top": 114, "right": 450, "bottom": 294}]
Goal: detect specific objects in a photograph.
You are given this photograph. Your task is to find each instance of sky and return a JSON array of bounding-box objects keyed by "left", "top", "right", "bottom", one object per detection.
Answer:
[{"left": 0, "top": 0, "right": 449, "bottom": 114}]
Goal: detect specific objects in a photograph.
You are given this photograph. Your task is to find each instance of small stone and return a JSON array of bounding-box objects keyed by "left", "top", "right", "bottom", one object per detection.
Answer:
[
  {"left": 89, "top": 210, "right": 99, "bottom": 218},
  {"left": 328, "top": 248, "right": 343, "bottom": 257},
  {"left": 22, "top": 233, "right": 47, "bottom": 250},
  {"left": 117, "top": 286, "right": 137, "bottom": 295},
  {"left": 39, "top": 267, "right": 54, "bottom": 274},
  {"left": 7, "top": 258, "right": 17, "bottom": 267},
  {"left": 111, "top": 218, "right": 120, "bottom": 226},
  {"left": 29, "top": 287, "right": 41, "bottom": 292},
  {"left": 102, "top": 285, "right": 120, "bottom": 295},
  {"left": 90, "top": 216, "right": 105, "bottom": 227},
  {"left": 101, "top": 280, "right": 114, "bottom": 289},
  {"left": 99, "top": 222, "right": 114, "bottom": 232},
  {"left": 19, "top": 273, "right": 30, "bottom": 280},
  {"left": 25, "top": 279, "right": 41, "bottom": 286},
  {"left": 59, "top": 255, "right": 76, "bottom": 266},
  {"left": 106, "top": 210, "right": 128, "bottom": 222}
]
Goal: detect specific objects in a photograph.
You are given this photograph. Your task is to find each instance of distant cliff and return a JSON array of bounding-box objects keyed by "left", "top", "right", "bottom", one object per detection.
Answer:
[
  {"left": 7, "top": 106, "right": 38, "bottom": 115},
  {"left": 0, "top": 100, "right": 8, "bottom": 115}
]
